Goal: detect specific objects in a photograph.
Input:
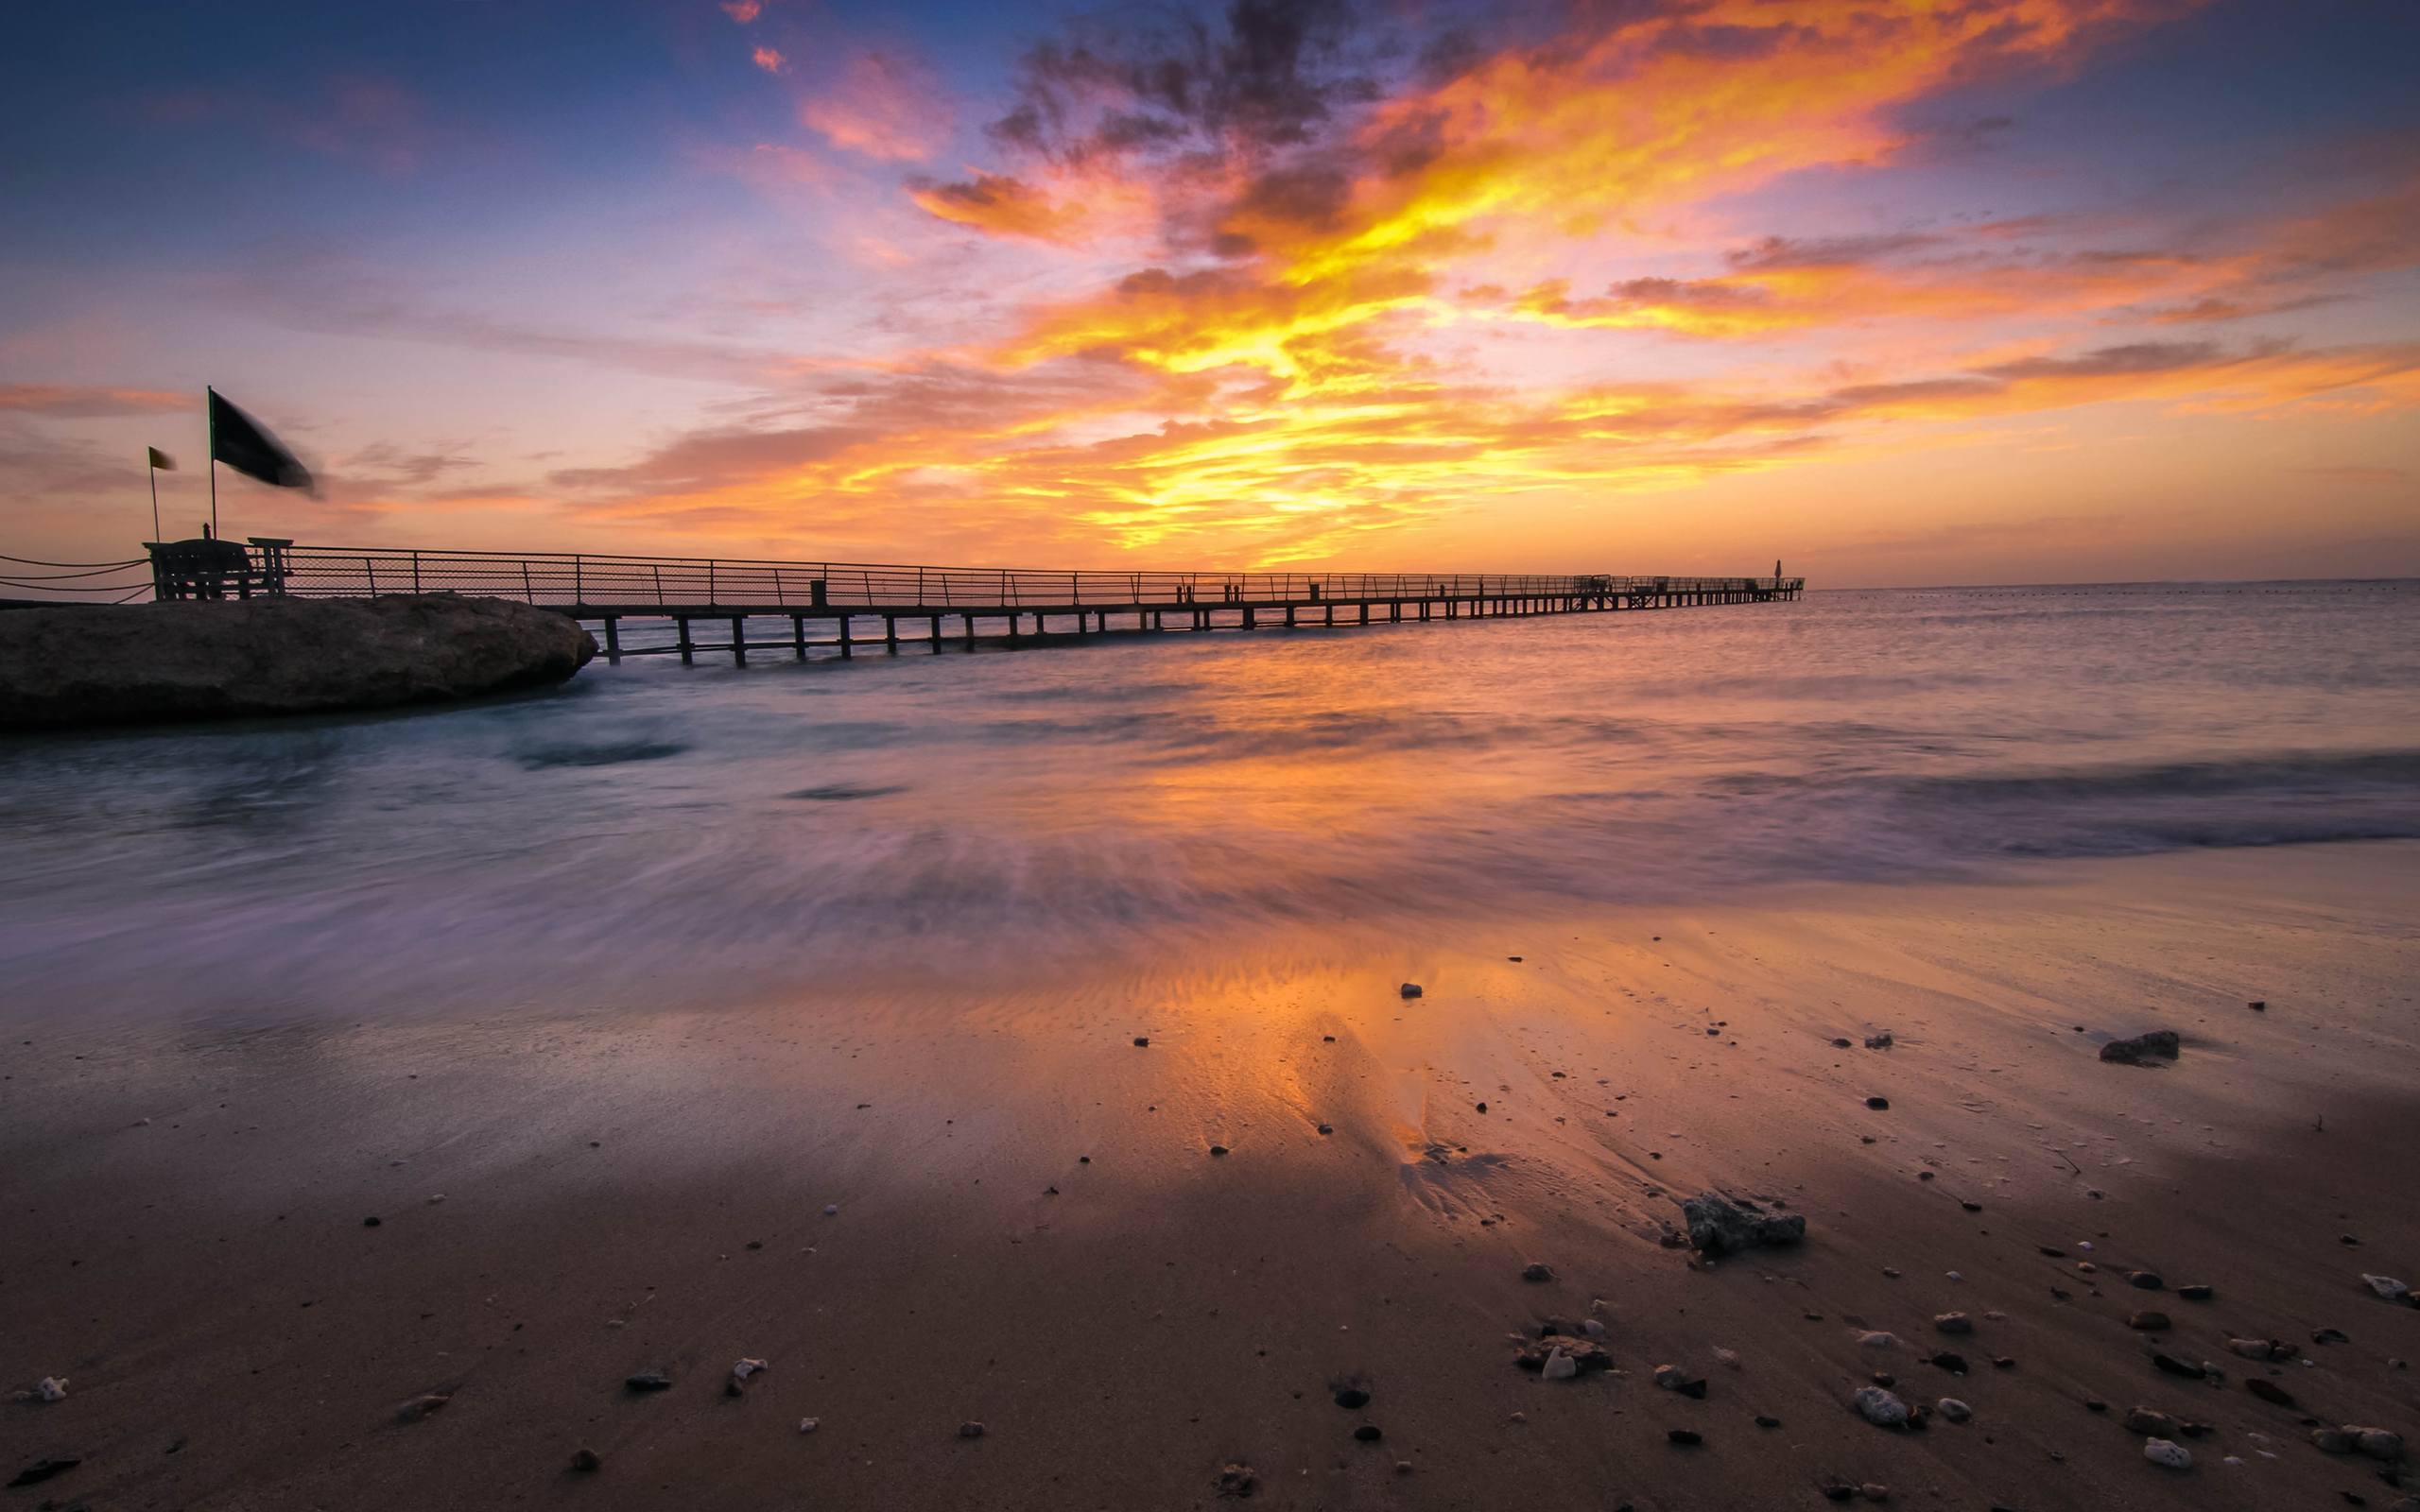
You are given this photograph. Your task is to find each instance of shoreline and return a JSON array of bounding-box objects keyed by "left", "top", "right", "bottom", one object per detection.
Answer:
[{"left": 5, "top": 842, "right": 2416, "bottom": 1508}]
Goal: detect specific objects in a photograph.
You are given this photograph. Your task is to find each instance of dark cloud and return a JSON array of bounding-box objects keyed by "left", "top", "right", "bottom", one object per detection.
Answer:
[
  {"left": 1979, "top": 340, "right": 2227, "bottom": 381},
  {"left": 1604, "top": 276, "right": 1771, "bottom": 310},
  {"left": 1725, "top": 232, "right": 1945, "bottom": 270},
  {"left": 340, "top": 442, "right": 478, "bottom": 489},
  {"left": 993, "top": 0, "right": 1370, "bottom": 163}
]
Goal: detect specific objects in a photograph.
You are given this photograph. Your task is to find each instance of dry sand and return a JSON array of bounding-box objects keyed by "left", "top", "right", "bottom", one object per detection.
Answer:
[{"left": 5, "top": 842, "right": 2417, "bottom": 1510}]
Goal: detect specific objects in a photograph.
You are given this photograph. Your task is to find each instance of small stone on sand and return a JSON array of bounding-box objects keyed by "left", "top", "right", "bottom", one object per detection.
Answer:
[
  {"left": 1854, "top": 1386, "right": 1910, "bottom": 1427},
  {"left": 2142, "top": 1437, "right": 2192, "bottom": 1469}
]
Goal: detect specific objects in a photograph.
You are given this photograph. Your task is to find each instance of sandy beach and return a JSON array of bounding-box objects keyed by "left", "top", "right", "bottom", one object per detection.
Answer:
[{"left": 7, "top": 840, "right": 2415, "bottom": 1510}]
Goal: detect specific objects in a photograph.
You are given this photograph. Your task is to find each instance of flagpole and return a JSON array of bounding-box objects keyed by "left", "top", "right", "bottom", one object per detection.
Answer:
[
  {"left": 206, "top": 387, "right": 218, "bottom": 537},
  {"left": 147, "top": 454, "right": 161, "bottom": 541}
]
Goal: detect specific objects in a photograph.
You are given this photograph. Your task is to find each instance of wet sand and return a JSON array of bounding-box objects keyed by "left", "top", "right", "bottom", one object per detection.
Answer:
[{"left": 5, "top": 842, "right": 2417, "bottom": 1510}]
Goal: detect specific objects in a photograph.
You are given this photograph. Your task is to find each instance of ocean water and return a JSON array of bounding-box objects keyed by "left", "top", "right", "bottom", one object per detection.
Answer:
[{"left": 3, "top": 580, "right": 2414, "bottom": 1023}]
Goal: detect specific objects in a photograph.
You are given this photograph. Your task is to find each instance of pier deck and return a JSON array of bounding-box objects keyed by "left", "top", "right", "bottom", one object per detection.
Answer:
[{"left": 39, "top": 542, "right": 1806, "bottom": 664}]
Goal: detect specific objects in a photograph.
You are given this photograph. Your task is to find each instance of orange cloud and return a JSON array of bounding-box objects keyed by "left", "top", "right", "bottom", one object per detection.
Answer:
[
  {"left": 908, "top": 168, "right": 1157, "bottom": 246},
  {"left": 800, "top": 52, "right": 951, "bottom": 163},
  {"left": 559, "top": 1, "right": 2419, "bottom": 568},
  {"left": 0, "top": 384, "right": 189, "bottom": 418},
  {"left": 721, "top": 0, "right": 760, "bottom": 23},
  {"left": 752, "top": 45, "right": 786, "bottom": 76}
]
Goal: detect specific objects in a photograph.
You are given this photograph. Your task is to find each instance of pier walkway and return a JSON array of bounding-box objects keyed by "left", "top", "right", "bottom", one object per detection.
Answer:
[{"left": 30, "top": 541, "right": 1806, "bottom": 664}]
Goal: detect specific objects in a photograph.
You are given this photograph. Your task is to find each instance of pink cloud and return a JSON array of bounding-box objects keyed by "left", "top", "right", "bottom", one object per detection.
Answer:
[
  {"left": 721, "top": 0, "right": 761, "bottom": 23},
  {"left": 799, "top": 52, "right": 953, "bottom": 163},
  {"left": 752, "top": 45, "right": 786, "bottom": 76}
]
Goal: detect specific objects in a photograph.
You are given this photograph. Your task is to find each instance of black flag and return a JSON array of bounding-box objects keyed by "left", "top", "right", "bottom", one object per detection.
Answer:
[{"left": 208, "top": 388, "right": 313, "bottom": 491}]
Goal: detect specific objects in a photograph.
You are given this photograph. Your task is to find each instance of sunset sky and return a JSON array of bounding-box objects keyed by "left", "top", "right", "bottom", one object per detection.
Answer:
[{"left": 5, "top": 0, "right": 2415, "bottom": 586}]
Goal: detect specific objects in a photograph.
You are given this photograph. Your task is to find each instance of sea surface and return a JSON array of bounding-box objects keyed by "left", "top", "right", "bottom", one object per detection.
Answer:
[{"left": 4, "top": 580, "right": 2415, "bottom": 1023}]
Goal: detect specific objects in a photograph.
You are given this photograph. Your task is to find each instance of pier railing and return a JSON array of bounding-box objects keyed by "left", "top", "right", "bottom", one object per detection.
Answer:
[
  {"left": 189, "top": 543, "right": 1799, "bottom": 608},
  {"left": 9, "top": 541, "right": 1806, "bottom": 613}
]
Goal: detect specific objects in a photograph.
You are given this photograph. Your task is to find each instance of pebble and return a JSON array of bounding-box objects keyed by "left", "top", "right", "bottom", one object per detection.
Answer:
[
  {"left": 2100, "top": 1029, "right": 2182, "bottom": 1065},
  {"left": 2143, "top": 1437, "right": 2192, "bottom": 1470},
  {"left": 1668, "top": 1428, "right": 1703, "bottom": 1445},
  {"left": 568, "top": 1448, "right": 601, "bottom": 1472},
  {"left": 1216, "top": 1463, "right": 1256, "bottom": 1497},
  {"left": 395, "top": 1392, "right": 451, "bottom": 1423},
  {"left": 1929, "top": 1351, "right": 1968, "bottom": 1375},
  {"left": 2361, "top": 1275, "right": 2411, "bottom": 1303},
  {"left": 1857, "top": 1331, "right": 1900, "bottom": 1349},
  {"left": 1335, "top": 1387, "right": 1371, "bottom": 1408},
  {"left": 2149, "top": 1352, "right": 2206, "bottom": 1380},
  {"left": 1542, "top": 1349, "right": 1578, "bottom": 1381},
  {"left": 2129, "top": 1311, "right": 2171, "bottom": 1331},
  {"left": 1755, "top": 1415, "right": 1782, "bottom": 1428},
  {"left": 732, "top": 1357, "right": 769, "bottom": 1383},
  {"left": 1132, "top": 1036, "right": 1150, "bottom": 1047},
  {"left": 823, "top": 1204, "right": 839, "bottom": 1216},
  {"left": 797, "top": 1418, "right": 820, "bottom": 1434},
  {"left": 2246, "top": 1378, "right": 2296, "bottom": 1407},
  {"left": 2177, "top": 1284, "right": 2214, "bottom": 1301},
  {"left": 33, "top": 1377, "right": 67, "bottom": 1402},
  {"left": 1317, "top": 1124, "right": 1334, "bottom": 1135},
  {"left": 1522, "top": 1262, "right": 1556, "bottom": 1282},
  {"left": 363, "top": 1216, "right": 382, "bottom": 1228},
  {"left": 1934, "top": 1313, "right": 1972, "bottom": 1334},
  {"left": 1860, "top": 1486, "right": 1890, "bottom": 1503},
  {"left": 959, "top": 1421, "right": 986, "bottom": 1439},
  {"left": 1865, "top": 1096, "right": 1890, "bottom": 1109},
  {"left": 1833, "top": 1038, "right": 1853, "bottom": 1048},
  {"left": 1395, "top": 1460, "right": 1415, "bottom": 1474},
  {"left": 1399, "top": 983, "right": 1423, "bottom": 999},
  {"left": 1653, "top": 1365, "right": 1707, "bottom": 1398},
  {"left": 1208, "top": 1144, "right": 1229, "bottom": 1157},
  {"left": 625, "top": 1371, "right": 673, "bottom": 1392},
  {"left": 5, "top": 1456, "right": 78, "bottom": 1487},
  {"left": 2127, "top": 1271, "right": 2164, "bottom": 1290},
  {"left": 1354, "top": 1424, "right": 1384, "bottom": 1442},
  {"left": 2229, "top": 1337, "right": 2290, "bottom": 1361},
  {"left": 1854, "top": 1386, "right": 1910, "bottom": 1427},
  {"left": 2125, "top": 1407, "right": 2176, "bottom": 1436}
]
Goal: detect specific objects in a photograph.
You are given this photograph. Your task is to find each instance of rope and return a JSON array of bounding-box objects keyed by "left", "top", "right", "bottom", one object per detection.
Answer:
[
  {"left": 0, "top": 553, "right": 147, "bottom": 569},
  {"left": 0, "top": 576, "right": 151, "bottom": 592},
  {"left": 0, "top": 562, "right": 150, "bottom": 581}
]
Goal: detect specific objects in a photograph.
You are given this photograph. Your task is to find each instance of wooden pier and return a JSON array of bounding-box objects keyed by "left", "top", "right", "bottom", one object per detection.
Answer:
[{"left": 118, "top": 541, "right": 1805, "bottom": 664}]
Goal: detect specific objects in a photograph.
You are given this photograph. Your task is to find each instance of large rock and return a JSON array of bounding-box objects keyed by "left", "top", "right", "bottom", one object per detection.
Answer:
[
  {"left": 2100, "top": 1030, "right": 2180, "bottom": 1065},
  {"left": 1680, "top": 1192, "right": 1806, "bottom": 1256},
  {"left": 0, "top": 595, "right": 596, "bottom": 730}
]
